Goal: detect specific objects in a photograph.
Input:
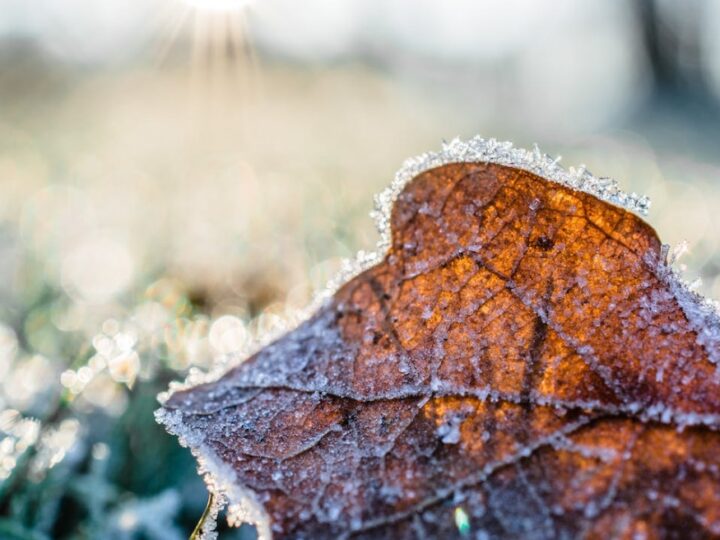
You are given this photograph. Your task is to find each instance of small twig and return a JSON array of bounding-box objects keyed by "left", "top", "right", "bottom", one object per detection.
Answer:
[{"left": 190, "top": 493, "right": 215, "bottom": 540}]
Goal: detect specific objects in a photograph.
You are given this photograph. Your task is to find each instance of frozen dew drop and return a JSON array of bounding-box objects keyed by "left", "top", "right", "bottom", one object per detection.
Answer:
[{"left": 209, "top": 315, "right": 248, "bottom": 356}]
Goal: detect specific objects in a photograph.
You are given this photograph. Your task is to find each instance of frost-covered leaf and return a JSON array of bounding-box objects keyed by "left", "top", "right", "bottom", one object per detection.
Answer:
[{"left": 158, "top": 141, "right": 720, "bottom": 539}]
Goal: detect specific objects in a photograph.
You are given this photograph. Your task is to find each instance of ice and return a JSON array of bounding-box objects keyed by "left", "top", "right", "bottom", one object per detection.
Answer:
[
  {"left": 155, "top": 408, "right": 272, "bottom": 540},
  {"left": 654, "top": 254, "right": 720, "bottom": 368},
  {"left": 438, "top": 419, "right": 462, "bottom": 444},
  {"left": 315, "top": 136, "right": 657, "bottom": 301},
  {"left": 373, "top": 136, "right": 650, "bottom": 256}
]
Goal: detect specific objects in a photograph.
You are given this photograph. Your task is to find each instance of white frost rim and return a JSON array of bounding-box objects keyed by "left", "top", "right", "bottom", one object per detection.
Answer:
[
  {"left": 325, "top": 135, "right": 651, "bottom": 295},
  {"left": 154, "top": 407, "right": 273, "bottom": 540}
]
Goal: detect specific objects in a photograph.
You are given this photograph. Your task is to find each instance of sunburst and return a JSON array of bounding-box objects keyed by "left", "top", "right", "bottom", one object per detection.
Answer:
[
  {"left": 153, "top": 0, "right": 260, "bottom": 126},
  {"left": 184, "top": 0, "right": 253, "bottom": 11}
]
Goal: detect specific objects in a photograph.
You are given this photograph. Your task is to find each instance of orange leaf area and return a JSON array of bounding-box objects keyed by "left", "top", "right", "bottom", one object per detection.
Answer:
[{"left": 163, "top": 162, "right": 720, "bottom": 539}]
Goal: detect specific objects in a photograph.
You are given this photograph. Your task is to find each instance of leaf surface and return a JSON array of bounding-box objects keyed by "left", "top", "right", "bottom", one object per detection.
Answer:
[{"left": 161, "top": 162, "right": 720, "bottom": 539}]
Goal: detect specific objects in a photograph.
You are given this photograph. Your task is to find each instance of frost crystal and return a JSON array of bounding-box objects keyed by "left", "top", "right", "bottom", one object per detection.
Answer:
[
  {"left": 373, "top": 136, "right": 651, "bottom": 255},
  {"left": 329, "top": 136, "right": 653, "bottom": 296},
  {"left": 154, "top": 407, "right": 272, "bottom": 540}
]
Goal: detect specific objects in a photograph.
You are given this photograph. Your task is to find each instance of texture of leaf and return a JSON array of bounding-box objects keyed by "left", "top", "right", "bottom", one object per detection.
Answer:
[{"left": 161, "top": 161, "right": 720, "bottom": 539}]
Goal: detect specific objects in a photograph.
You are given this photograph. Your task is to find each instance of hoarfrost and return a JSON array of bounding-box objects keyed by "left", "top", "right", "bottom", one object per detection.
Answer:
[
  {"left": 154, "top": 407, "right": 272, "bottom": 540},
  {"left": 372, "top": 136, "right": 650, "bottom": 262},
  {"left": 321, "top": 136, "right": 654, "bottom": 301}
]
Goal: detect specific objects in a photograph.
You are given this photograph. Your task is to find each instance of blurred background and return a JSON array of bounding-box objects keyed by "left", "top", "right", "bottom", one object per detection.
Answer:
[{"left": 1, "top": 0, "right": 720, "bottom": 538}]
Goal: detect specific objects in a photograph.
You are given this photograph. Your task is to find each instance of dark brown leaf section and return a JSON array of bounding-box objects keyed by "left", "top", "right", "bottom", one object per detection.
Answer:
[{"left": 164, "top": 163, "right": 720, "bottom": 539}]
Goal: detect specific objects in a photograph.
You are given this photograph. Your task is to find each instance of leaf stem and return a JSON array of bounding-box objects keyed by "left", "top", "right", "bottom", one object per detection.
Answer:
[{"left": 190, "top": 493, "right": 215, "bottom": 540}]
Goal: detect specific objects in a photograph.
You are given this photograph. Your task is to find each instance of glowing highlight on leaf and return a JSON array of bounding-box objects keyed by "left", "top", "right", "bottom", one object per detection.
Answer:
[{"left": 454, "top": 506, "right": 471, "bottom": 536}]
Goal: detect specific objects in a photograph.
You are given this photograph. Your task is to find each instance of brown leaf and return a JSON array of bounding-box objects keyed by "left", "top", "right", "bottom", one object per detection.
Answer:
[{"left": 160, "top": 155, "right": 720, "bottom": 539}]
